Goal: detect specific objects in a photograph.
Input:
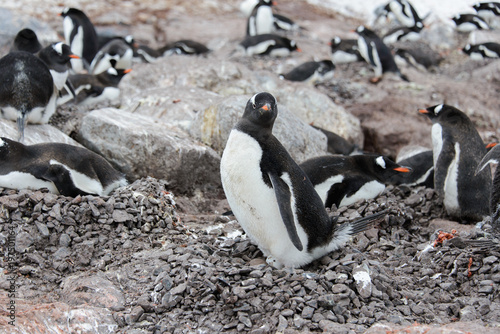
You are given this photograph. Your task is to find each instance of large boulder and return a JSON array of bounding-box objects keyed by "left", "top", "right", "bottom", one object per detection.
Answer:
[
  {"left": 188, "top": 95, "right": 328, "bottom": 163},
  {"left": 0, "top": 119, "right": 81, "bottom": 146},
  {"left": 78, "top": 108, "right": 222, "bottom": 194}
]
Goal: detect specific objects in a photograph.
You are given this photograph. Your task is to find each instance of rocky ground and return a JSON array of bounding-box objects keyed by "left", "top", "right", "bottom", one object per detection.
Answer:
[{"left": 0, "top": 0, "right": 500, "bottom": 333}]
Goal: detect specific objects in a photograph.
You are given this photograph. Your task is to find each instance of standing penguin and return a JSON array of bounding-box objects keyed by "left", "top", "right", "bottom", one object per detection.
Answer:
[
  {"left": 220, "top": 92, "right": 386, "bottom": 268},
  {"left": 0, "top": 51, "right": 56, "bottom": 142},
  {"left": 60, "top": 7, "right": 99, "bottom": 72},
  {"left": 355, "top": 26, "right": 408, "bottom": 82},
  {"left": 300, "top": 154, "right": 411, "bottom": 208},
  {"left": 419, "top": 104, "right": 491, "bottom": 222},
  {"left": 10, "top": 28, "right": 43, "bottom": 53},
  {"left": 0, "top": 137, "right": 127, "bottom": 197},
  {"left": 247, "top": 0, "right": 276, "bottom": 36},
  {"left": 476, "top": 143, "right": 500, "bottom": 231}
]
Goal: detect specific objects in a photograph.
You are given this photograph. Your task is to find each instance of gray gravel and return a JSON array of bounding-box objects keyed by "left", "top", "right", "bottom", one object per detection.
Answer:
[{"left": 1, "top": 177, "right": 499, "bottom": 333}]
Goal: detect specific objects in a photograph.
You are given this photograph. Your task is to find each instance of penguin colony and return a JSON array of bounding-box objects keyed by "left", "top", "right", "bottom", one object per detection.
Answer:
[{"left": 0, "top": 1, "right": 499, "bottom": 268}]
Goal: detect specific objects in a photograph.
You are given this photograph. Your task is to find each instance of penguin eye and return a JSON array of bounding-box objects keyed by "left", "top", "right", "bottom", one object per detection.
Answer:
[{"left": 252, "top": 102, "right": 256, "bottom": 109}]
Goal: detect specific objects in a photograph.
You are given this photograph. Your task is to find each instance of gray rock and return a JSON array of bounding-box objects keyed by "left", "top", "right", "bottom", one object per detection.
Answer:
[
  {"left": 0, "top": 119, "right": 81, "bottom": 146},
  {"left": 353, "top": 263, "right": 373, "bottom": 299},
  {"left": 15, "top": 231, "right": 34, "bottom": 253},
  {"left": 78, "top": 108, "right": 221, "bottom": 194},
  {"left": 188, "top": 94, "right": 328, "bottom": 162}
]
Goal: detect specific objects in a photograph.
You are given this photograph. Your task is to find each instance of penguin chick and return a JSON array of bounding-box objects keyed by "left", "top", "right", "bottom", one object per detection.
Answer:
[
  {"left": 419, "top": 104, "right": 491, "bottom": 222},
  {"left": 300, "top": 154, "right": 411, "bottom": 208},
  {"left": 220, "top": 92, "right": 387, "bottom": 268}
]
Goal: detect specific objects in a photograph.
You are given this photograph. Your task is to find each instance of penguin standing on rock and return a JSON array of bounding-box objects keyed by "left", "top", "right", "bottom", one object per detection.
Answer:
[
  {"left": 0, "top": 51, "right": 57, "bottom": 142},
  {"left": 355, "top": 26, "right": 408, "bottom": 82},
  {"left": 60, "top": 7, "right": 99, "bottom": 72},
  {"left": 247, "top": 0, "right": 276, "bottom": 36},
  {"left": 300, "top": 154, "right": 411, "bottom": 208},
  {"left": 220, "top": 92, "right": 387, "bottom": 268},
  {"left": 0, "top": 137, "right": 127, "bottom": 197},
  {"left": 419, "top": 104, "right": 491, "bottom": 222}
]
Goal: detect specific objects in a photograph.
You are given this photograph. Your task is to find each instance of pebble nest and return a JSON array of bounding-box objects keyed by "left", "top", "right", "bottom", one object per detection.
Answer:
[{"left": 1, "top": 177, "right": 499, "bottom": 333}]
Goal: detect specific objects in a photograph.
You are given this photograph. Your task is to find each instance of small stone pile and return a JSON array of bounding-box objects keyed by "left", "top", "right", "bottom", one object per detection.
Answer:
[{"left": 0, "top": 178, "right": 499, "bottom": 333}]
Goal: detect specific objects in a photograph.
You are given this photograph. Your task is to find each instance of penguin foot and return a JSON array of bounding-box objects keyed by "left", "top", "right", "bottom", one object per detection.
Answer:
[{"left": 369, "top": 76, "right": 382, "bottom": 84}]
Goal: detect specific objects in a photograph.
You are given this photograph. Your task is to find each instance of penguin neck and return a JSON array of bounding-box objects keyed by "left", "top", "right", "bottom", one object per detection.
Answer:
[{"left": 236, "top": 119, "right": 274, "bottom": 139}]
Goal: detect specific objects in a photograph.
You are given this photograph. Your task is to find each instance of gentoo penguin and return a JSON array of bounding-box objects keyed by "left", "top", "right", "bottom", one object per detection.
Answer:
[
  {"left": 273, "top": 14, "right": 301, "bottom": 34},
  {"left": 419, "top": 104, "right": 491, "bottom": 222},
  {"left": 247, "top": 0, "right": 276, "bottom": 36},
  {"left": 240, "top": 0, "right": 260, "bottom": 17},
  {"left": 452, "top": 14, "right": 490, "bottom": 32},
  {"left": 387, "top": 146, "right": 434, "bottom": 188},
  {"left": 381, "top": 0, "right": 424, "bottom": 28},
  {"left": 475, "top": 143, "right": 500, "bottom": 230},
  {"left": 0, "top": 51, "right": 56, "bottom": 142},
  {"left": 0, "top": 137, "right": 127, "bottom": 197},
  {"left": 60, "top": 7, "right": 99, "bottom": 72},
  {"left": 300, "top": 154, "right": 411, "bottom": 208},
  {"left": 158, "top": 40, "right": 210, "bottom": 56},
  {"left": 311, "top": 125, "right": 362, "bottom": 156},
  {"left": 220, "top": 92, "right": 387, "bottom": 268},
  {"left": 382, "top": 22, "right": 423, "bottom": 44},
  {"left": 239, "top": 34, "right": 300, "bottom": 56},
  {"left": 10, "top": 28, "right": 43, "bottom": 53},
  {"left": 329, "top": 37, "right": 363, "bottom": 64},
  {"left": 355, "top": 26, "right": 408, "bottom": 82},
  {"left": 60, "top": 67, "right": 131, "bottom": 106},
  {"left": 473, "top": 2, "right": 500, "bottom": 19},
  {"left": 89, "top": 38, "right": 134, "bottom": 74},
  {"left": 280, "top": 60, "right": 335, "bottom": 83},
  {"left": 393, "top": 41, "right": 444, "bottom": 71},
  {"left": 462, "top": 42, "right": 500, "bottom": 60},
  {"left": 37, "top": 42, "right": 79, "bottom": 101}
]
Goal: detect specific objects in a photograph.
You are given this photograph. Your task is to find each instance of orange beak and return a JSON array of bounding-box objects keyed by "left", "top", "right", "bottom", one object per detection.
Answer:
[
  {"left": 69, "top": 54, "right": 80, "bottom": 59},
  {"left": 261, "top": 105, "right": 269, "bottom": 111},
  {"left": 418, "top": 109, "right": 429, "bottom": 114},
  {"left": 394, "top": 167, "right": 411, "bottom": 173},
  {"left": 486, "top": 142, "right": 498, "bottom": 149},
  {"left": 296, "top": 48, "right": 302, "bottom": 52},
  {"left": 124, "top": 68, "right": 132, "bottom": 74}
]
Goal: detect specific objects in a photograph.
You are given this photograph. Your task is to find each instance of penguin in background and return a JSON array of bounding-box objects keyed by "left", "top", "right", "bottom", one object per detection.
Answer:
[
  {"left": 0, "top": 137, "right": 127, "bottom": 197},
  {"left": 329, "top": 37, "right": 363, "bottom": 64},
  {"left": 452, "top": 14, "right": 490, "bottom": 32},
  {"left": 280, "top": 60, "right": 335, "bottom": 84},
  {"left": 380, "top": 0, "right": 424, "bottom": 28},
  {"left": 299, "top": 154, "right": 411, "bottom": 208},
  {"left": 355, "top": 25, "right": 408, "bottom": 82},
  {"left": 273, "top": 14, "right": 302, "bottom": 34},
  {"left": 10, "top": 28, "right": 43, "bottom": 53},
  {"left": 89, "top": 37, "right": 134, "bottom": 74},
  {"left": 0, "top": 51, "right": 57, "bottom": 142},
  {"left": 475, "top": 143, "right": 500, "bottom": 231},
  {"left": 311, "top": 125, "right": 362, "bottom": 156},
  {"left": 382, "top": 22, "right": 423, "bottom": 44},
  {"left": 37, "top": 42, "right": 79, "bottom": 101},
  {"left": 247, "top": 0, "right": 276, "bottom": 36},
  {"left": 419, "top": 104, "right": 491, "bottom": 222},
  {"left": 220, "top": 92, "right": 387, "bottom": 268},
  {"left": 462, "top": 42, "right": 500, "bottom": 60},
  {"left": 239, "top": 34, "right": 301, "bottom": 56},
  {"left": 387, "top": 146, "right": 434, "bottom": 188},
  {"left": 158, "top": 40, "right": 210, "bottom": 56},
  {"left": 60, "top": 7, "right": 99, "bottom": 72}
]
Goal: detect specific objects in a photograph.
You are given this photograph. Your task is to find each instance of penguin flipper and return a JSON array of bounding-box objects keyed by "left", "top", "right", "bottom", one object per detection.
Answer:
[
  {"left": 41, "top": 164, "right": 91, "bottom": 197},
  {"left": 476, "top": 144, "right": 500, "bottom": 175},
  {"left": 434, "top": 141, "right": 456, "bottom": 195},
  {"left": 268, "top": 172, "right": 304, "bottom": 251}
]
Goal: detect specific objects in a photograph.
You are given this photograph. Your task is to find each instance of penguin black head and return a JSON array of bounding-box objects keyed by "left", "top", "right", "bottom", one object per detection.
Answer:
[
  {"left": 12, "top": 28, "right": 42, "bottom": 53},
  {"left": 242, "top": 92, "right": 278, "bottom": 129},
  {"left": 39, "top": 42, "right": 79, "bottom": 67},
  {"left": 419, "top": 104, "right": 468, "bottom": 126},
  {"left": 372, "top": 155, "right": 412, "bottom": 178},
  {"left": 355, "top": 25, "right": 378, "bottom": 39}
]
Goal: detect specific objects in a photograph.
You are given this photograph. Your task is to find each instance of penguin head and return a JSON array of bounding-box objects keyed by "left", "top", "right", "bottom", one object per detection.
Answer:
[
  {"left": 373, "top": 155, "right": 412, "bottom": 178},
  {"left": 243, "top": 92, "right": 278, "bottom": 128},
  {"left": 51, "top": 42, "right": 80, "bottom": 65},
  {"left": 419, "top": 104, "right": 468, "bottom": 126}
]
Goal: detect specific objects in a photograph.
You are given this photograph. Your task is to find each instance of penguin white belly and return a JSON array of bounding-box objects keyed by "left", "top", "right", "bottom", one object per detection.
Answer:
[
  {"left": 314, "top": 175, "right": 344, "bottom": 205},
  {"left": 482, "top": 46, "right": 499, "bottom": 58},
  {"left": 431, "top": 123, "right": 443, "bottom": 167},
  {"left": 246, "top": 40, "right": 276, "bottom": 56},
  {"left": 69, "top": 26, "right": 85, "bottom": 72},
  {"left": 255, "top": 7, "right": 274, "bottom": 35},
  {"left": 269, "top": 48, "right": 291, "bottom": 57},
  {"left": 443, "top": 142, "right": 460, "bottom": 215},
  {"left": 0, "top": 171, "right": 59, "bottom": 193},
  {"left": 221, "top": 130, "right": 310, "bottom": 267},
  {"left": 339, "top": 180, "right": 385, "bottom": 207},
  {"left": 26, "top": 92, "right": 58, "bottom": 124},
  {"left": 50, "top": 69, "right": 68, "bottom": 91},
  {"left": 80, "top": 87, "right": 120, "bottom": 106},
  {"left": 457, "top": 23, "right": 479, "bottom": 32},
  {"left": 469, "top": 52, "right": 485, "bottom": 61},
  {"left": 331, "top": 51, "right": 359, "bottom": 64}
]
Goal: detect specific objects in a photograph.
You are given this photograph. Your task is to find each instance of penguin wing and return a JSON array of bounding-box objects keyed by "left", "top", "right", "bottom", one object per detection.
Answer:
[
  {"left": 475, "top": 144, "right": 500, "bottom": 175},
  {"left": 268, "top": 172, "right": 304, "bottom": 251},
  {"left": 40, "top": 164, "right": 91, "bottom": 197},
  {"left": 434, "top": 141, "right": 456, "bottom": 194}
]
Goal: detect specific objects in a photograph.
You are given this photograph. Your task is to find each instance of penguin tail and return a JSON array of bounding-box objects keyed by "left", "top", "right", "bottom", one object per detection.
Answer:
[
  {"left": 399, "top": 72, "right": 410, "bottom": 82},
  {"left": 331, "top": 209, "right": 388, "bottom": 243},
  {"left": 16, "top": 110, "right": 27, "bottom": 143}
]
